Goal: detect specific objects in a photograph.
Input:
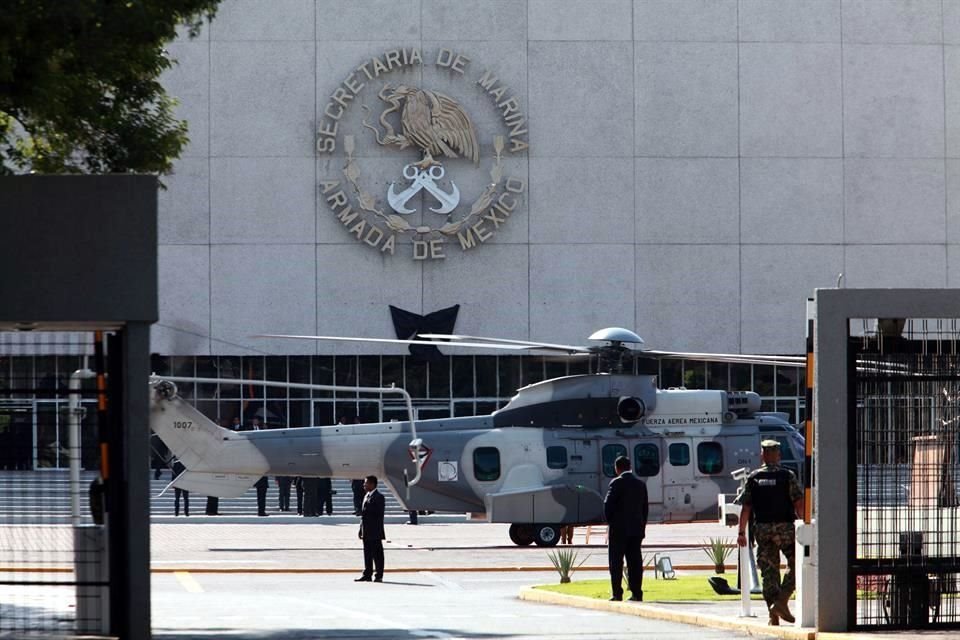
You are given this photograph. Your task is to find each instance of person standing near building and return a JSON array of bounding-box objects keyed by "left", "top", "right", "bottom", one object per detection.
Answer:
[
  {"left": 603, "top": 456, "right": 648, "bottom": 602},
  {"left": 254, "top": 476, "right": 269, "bottom": 516},
  {"left": 318, "top": 477, "right": 333, "bottom": 515},
  {"left": 737, "top": 439, "right": 804, "bottom": 626},
  {"left": 355, "top": 475, "right": 385, "bottom": 582},
  {"left": 230, "top": 416, "right": 242, "bottom": 431},
  {"left": 351, "top": 478, "right": 365, "bottom": 516},
  {"left": 301, "top": 476, "right": 319, "bottom": 517},
  {"left": 172, "top": 458, "right": 189, "bottom": 517},
  {"left": 294, "top": 476, "right": 304, "bottom": 515},
  {"left": 276, "top": 475, "right": 293, "bottom": 512}
]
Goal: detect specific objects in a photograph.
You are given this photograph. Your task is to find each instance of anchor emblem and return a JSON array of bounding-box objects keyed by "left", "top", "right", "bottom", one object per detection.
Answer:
[{"left": 387, "top": 164, "right": 461, "bottom": 215}]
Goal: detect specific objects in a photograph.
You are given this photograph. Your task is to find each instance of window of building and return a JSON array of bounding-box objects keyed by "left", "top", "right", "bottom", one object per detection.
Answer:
[
  {"left": 602, "top": 444, "right": 627, "bottom": 477},
  {"left": 473, "top": 447, "right": 500, "bottom": 481},
  {"left": 546, "top": 446, "right": 568, "bottom": 469},
  {"left": 633, "top": 443, "right": 660, "bottom": 476},
  {"left": 697, "top": 442, "right": 723, "bottom": 474},
  {"left": 669, "top": 442, "right": 690, "bottom": 466}
]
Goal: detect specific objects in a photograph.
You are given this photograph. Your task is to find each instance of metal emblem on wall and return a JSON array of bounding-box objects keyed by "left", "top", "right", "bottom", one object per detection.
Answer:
[{"left": 317, "top": 48, "right": 529, "bottom": 260}]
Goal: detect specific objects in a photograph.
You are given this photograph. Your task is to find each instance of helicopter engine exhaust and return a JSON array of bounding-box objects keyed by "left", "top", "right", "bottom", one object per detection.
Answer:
[{"left": 617, "top": 396, "right": 645, "bottom": 423}]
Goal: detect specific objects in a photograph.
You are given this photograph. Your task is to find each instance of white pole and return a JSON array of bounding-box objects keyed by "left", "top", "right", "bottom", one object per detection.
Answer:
[
  {"left": 739, "top": 541, "right": 755, "bottom": 617},
  {"left": 68, "top": 369, "right": 95, "bottom": 526}
]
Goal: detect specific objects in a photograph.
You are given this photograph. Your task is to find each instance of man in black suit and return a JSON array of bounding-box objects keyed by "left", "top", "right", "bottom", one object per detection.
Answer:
[
  {"left": 603, "top": 456, "right": 649, "bottom": 602},
  {"left": 254, "top": 476, "right": 269, "bottom": 516},
  {"left": 355, "top": 475, "right": 385, "bottom": 582}
]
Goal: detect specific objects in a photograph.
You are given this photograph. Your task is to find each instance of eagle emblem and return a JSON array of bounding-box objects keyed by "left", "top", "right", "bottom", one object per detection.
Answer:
[{"left": 364, "top": 84, "right": 479, "bottom": 169}]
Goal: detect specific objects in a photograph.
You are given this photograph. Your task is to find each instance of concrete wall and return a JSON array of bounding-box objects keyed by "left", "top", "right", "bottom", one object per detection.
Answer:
[{"left": 156, "top": 0, "right": 960, "bottom": 356}]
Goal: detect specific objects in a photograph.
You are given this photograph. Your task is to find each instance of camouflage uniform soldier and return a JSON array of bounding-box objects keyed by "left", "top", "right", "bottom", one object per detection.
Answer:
[{"left": 737, "top": 439, "right": 803, "bottom": 626}]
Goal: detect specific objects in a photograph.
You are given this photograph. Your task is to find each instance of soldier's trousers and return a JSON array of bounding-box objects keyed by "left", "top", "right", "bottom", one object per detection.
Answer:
[{"left": 754, "top": 522, "right": 796, "bottom": 605}]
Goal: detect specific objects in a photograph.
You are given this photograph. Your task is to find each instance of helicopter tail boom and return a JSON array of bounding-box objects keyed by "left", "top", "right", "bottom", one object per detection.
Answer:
[{"left": 149, "top": 378, "right": 270, "bottom": 485}]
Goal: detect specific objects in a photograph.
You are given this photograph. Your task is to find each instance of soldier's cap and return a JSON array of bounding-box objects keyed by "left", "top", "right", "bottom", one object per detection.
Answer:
[{"left": 760, "top": 439, "right": 781, "bottom": 449}]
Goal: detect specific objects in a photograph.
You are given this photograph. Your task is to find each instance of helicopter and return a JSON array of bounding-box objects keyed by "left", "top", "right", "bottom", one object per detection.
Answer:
[{"left": 148, "top": 327, "right": 806, "bottom": 547}]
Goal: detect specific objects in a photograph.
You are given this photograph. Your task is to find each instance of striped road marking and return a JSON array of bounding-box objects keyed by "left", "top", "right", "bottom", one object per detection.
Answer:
[{"left": 173, "top": 571, "right": 204, "bottom": 593}]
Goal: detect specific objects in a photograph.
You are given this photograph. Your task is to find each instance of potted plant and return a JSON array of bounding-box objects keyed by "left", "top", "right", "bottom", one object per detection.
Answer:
[
  {"left": 547, "top": 548, "right": 587, "bottom": 584},
  {"left": 701, "top": 537, "right": 733, "bottom": 574}
]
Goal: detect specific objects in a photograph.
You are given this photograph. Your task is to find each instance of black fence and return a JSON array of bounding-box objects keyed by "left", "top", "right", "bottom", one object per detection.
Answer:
[
  {"left": 852, "top": 320, "right": 960, "bottom": 630},
  {"left": 0, "top": 331, "right": 107, "bottom": 636}
]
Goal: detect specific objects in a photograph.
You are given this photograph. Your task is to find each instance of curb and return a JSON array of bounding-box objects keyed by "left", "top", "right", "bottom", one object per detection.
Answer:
[
  {"left": 518, "top": 587, "right": 816, "bottom": 640},
  {"left": 0, "top": 564, "right": 723, "bottom": 574}
]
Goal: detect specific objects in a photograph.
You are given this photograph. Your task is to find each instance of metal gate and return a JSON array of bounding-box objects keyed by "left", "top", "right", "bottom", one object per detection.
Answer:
[
  {"left": 850, "top": 319, "right": 960, "bottom": 630},
  {"left": 0, "top": 331, "right": 109, "bottom": 636}
]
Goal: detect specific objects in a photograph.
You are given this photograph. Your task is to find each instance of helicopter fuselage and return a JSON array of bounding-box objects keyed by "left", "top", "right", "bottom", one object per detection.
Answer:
[{"left": 150, "top": 373, "right": 804, "bottom": 544}]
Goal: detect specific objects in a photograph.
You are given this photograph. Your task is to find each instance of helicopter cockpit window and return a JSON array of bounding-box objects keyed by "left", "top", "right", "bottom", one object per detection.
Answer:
[
  {"left": 473, "top": 447, "right": 501, "bottom": 481},
  {"left": 633, "top": 444, "right": 660, "bottom": 476},
  {"left": 602, "top": 444, "right": 627, "bottom": 477},
  {"left": 668, "top": 443, "right": 690, "bottom": 466},
  {"left": 696, "top": 442, "right": 724, "bottom": 475},
  {"left": 546, "top": 446, "right": 568, "bottom": 469}
]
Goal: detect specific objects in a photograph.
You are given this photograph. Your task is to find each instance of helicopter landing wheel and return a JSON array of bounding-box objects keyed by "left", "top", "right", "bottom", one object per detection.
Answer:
[
  {"left": 533, "top": 524, "right": 561, "bottom": 547},
  {"left": 509, "top": 523, "right": 535, "bottom": 546}
]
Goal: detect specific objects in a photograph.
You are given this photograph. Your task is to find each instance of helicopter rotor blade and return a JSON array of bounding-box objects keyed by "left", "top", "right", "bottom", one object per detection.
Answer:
[
  {"left": 254, "top": 334, "right": 565, "bottom": 352},
  {"left": 418, "top": 333, "right": 590, "bottom": 354},
  {"left": 641, "top": 349, "right": 807, "bottom": 367}
]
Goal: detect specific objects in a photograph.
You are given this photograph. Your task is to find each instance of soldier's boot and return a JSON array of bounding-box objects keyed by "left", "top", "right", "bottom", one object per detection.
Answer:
[{"left": 770, "top": 594, "right": 795, "bottom": 624}]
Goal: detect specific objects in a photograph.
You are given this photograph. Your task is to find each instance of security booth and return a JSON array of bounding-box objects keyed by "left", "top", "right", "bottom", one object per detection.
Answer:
[
  {"left": 815, "top": 289, "right": 960, "bottom": 632},
  {"left": 0, "top": 175, "right": 156, "bottom": 640}
]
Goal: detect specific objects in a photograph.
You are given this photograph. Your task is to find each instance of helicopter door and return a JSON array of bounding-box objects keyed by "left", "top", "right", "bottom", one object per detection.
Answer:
[
  {"left": 662, "top": 438, "right": 696, "bottom": 521},
  {"left": 568, "top": 439, "right": 600, "bottom": 494},
  {"left": 632, "top": 441, "right": 664, "bottom": 521}
]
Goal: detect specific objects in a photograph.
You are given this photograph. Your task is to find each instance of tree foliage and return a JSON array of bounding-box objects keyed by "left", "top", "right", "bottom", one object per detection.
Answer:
[{"left": 0, "top": 0, "right": 221, "bottom": 175}]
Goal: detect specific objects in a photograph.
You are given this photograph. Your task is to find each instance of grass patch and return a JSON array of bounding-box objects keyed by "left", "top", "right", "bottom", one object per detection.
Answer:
[{"left": 534, "top": 575, "right": 766, "bottom": 602}]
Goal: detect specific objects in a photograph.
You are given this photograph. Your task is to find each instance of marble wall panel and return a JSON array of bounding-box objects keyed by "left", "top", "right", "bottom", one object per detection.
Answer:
[
  {"left": 843, "top": 44, "right": 944, "bottom": 158},
  {"left": 634, "top": 0, "right": 737, "bottom": 42},
  {"left": 844, "top": 159, "right": 945, "bottom": 244},
  {"left": 210, "top": 157, "right": 316, "bottom": 244},
  {"left": 944, "top": 47, "right": 960, "bottom": 157},
  {"left": 635, "top": 244, "right": 740, "bottom": 353},
  {"left": 528, "top": 0, "right": 632, "bottom": 41},
  {"left": 740, "top": 245, "right": 843, "bottom": 354},
  {"left": 530, "top": 245, "right": 635, "bottom": 345},
  {"left": 841, "top": 0, "right": 942, "bottom": 44},
  {"left": 528, "top": 42, "right": 634, "bottom": 157},
  {"left": 740, "top": 159, "right": 843, "bottom": 244},
  {"left": 210, "top": 40, "right": 316, "bottom": 157},
  {"left": 635, "top": 159, "right": 739, "bottom": 243},
  {"left": 739, "top": 0, "right": 841, "bottom": 43},
  {"left": 155, "top": 245, "right": 211, "bottom": 354},
  {"left": 316, "top": 0, "right": 421, "bottom": 40},
  {"left": 163, "top": 41, "right": 210, "bottom": 158},
  {"left": 158, "top": 157, "right": 210, "bottom": 245},
  {"left": 211, "top": 244, "right": 317, "bottom": 354},
  {"left": 739, "top": 43, "right": 842, "bottom": 157},
  {"left": 315, "top": 245, "right": 423, "bottom": 354},
  {"left": 844, "top": 244, "right": 946, "bottom": 287},
  {"left": 210, "top": 0, "right": 315, "bottom": 40},
  {"left": 635, "top": 42, "right": 738, "bottom": 157},
  {"left": 529, "top": 157, "right": 633, "bottom": 244},
  {"left": 422, "top": 0, "right": 527, "bottom": 41},
  {"left": 422, "top": 244, "right": 529, "bottom": 339},
  {"left": 947, "top": 159, "right": 960, "bottom": 243}
]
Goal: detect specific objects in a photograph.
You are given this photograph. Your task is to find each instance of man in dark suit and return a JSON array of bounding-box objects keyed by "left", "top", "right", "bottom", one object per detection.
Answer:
[
  {"left": 172, "top": 458, "right": 189, "bottom": 517},
  {"left": 603, "top": 455, "right": 649, "bottom": 602},
  {"left": 355, "top": 475, "right": 385, "bottom": 582},
  {"left": 254, "top": 476, "right": 269, "bottom": 516}
]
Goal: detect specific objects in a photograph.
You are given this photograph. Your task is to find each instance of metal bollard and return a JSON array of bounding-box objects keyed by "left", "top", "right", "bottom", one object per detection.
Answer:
[
  {"left": 795, "top": 519, "right": 816, "bottom": 627},
  {"left": 73, "top": 525, "right": 110, "bottom": 635}
]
